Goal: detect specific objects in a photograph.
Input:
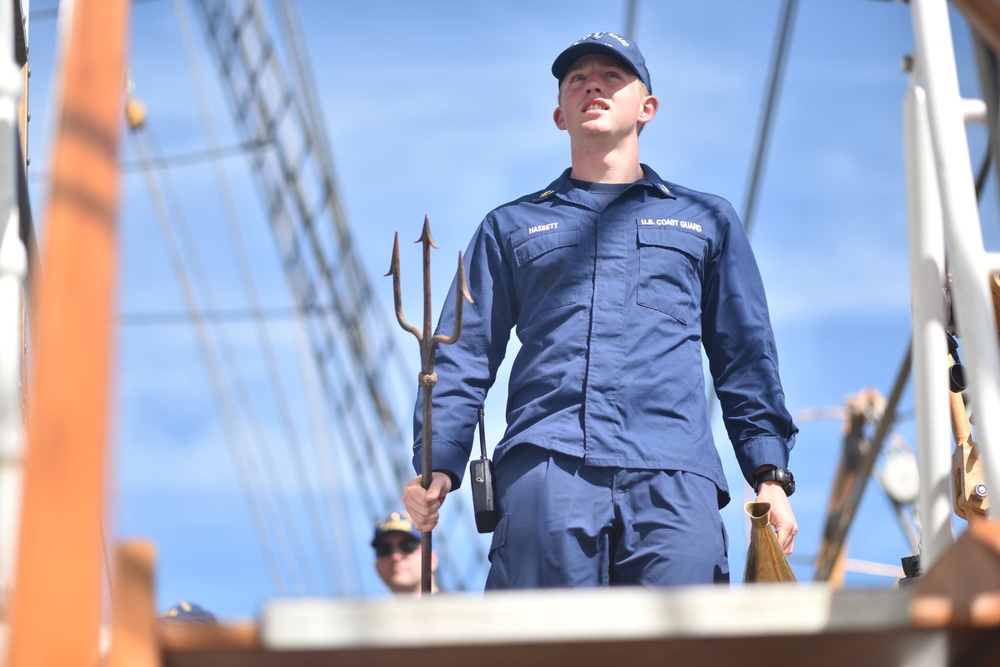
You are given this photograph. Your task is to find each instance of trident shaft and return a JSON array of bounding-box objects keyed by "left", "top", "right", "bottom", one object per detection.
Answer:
[{"left": 386, "top": 215, "right": 472, "bottom": 594}]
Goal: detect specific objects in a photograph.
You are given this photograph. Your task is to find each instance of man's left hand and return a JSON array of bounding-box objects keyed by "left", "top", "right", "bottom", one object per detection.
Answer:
[{"left": 756, "top": 482, "right": 797, "bottom": 555}]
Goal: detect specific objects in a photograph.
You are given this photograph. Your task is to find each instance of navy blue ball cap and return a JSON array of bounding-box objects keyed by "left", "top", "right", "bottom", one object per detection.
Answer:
[
  {"left": 371, "top": 509, "right": 421, "bottom": 547},
  {"left": 551, "top": 32, "right": 652, "bottom": 93}
]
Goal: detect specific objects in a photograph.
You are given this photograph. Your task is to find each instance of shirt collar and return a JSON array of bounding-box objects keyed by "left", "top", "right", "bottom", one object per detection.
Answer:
[
  {"left": 636, "top": 164, "right": 677, "bottom": 199},
  {"left": 529, "top": 165, "right": 677, "bottom": 205}
]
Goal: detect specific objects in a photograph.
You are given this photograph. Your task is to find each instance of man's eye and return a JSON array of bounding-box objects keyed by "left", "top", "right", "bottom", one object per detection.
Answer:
[
  {"left": 570, "top": 74, "right": 585, "bottom": 82},
  {"left": 607, "top": 71, "right": 621, "bottom": 79}
]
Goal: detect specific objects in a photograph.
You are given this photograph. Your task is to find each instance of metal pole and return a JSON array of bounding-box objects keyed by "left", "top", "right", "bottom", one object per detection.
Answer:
[
  {"left": 911, "top": 0, "right": 1000, "bottom": 525},
  {"left": 419, "top": 222, "right": 435, "bottom": 594},
  {"left": 0, "top": 0, "right": 26, "bottom": 621},
  {"left": 903, "top": 75, "right": 955, "bottom": 569},
  {"left": 970, "top": 35, "right": 1000, "bottom": 206}
]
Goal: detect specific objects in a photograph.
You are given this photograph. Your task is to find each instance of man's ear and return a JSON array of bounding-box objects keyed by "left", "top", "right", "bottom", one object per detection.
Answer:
[
  {"left": 638, "top": 94, "right": 659, "bottom": 127},
  {"left": 553, "top": 107, "right": 567, "bottom": 131},
  {"left": 431, "top": 550, "right": 439, "bottom": 573}
]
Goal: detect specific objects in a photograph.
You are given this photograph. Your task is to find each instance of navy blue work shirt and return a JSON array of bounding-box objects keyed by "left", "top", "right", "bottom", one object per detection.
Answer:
[{"left": 413, "top": 165, "right": 797, "bottom": 508}]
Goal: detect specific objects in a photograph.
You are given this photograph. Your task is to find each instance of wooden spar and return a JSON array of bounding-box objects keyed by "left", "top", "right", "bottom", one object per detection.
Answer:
[
  {"left": 108, "top": 542, "right": 158, "bottom": 667},
  {"left": 8, "top": 1, "right": 130, "bottom": 666},
  {"left": 813, "top": 389, "right": 887, "bottom": 585}
]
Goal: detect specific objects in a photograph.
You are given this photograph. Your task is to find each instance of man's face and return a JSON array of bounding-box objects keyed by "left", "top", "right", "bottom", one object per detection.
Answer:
[
  {"left": 554, "top": 54, "right": 654, "bottom": 139},
  {"left": 373, "top": 532, "right": 424, "bottom": 594}
]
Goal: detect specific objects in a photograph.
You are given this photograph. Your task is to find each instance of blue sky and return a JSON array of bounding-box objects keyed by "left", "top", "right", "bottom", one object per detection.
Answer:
[{"left": 22, "top": 1, "right": 998, "bottom": 620}]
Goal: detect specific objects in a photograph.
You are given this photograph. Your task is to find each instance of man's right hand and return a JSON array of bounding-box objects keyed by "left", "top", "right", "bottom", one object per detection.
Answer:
[{"left": 402, "top": 472, "right": 453, "bottom": 532}]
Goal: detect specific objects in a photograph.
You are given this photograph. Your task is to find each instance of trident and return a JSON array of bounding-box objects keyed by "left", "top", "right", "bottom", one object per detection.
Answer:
[{"left": 386, "top": 215, "right": 472, "bottom": 594}]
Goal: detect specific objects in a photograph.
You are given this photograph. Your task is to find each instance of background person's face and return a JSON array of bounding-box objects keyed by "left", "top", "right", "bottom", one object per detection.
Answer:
[{"left": 374, "top": 533, "right": 422, "bottom": 593}]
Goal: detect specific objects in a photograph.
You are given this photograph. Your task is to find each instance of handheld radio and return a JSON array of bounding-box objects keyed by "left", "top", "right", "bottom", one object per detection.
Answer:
[{"left": 469, "top": 406, "right": 499, "bottom": 533}]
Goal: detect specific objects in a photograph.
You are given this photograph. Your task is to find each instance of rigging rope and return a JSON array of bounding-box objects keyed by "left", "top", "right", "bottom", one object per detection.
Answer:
[
  {"left": 742, "top": 0, "right": 799, "bottom": 237},
  {"left": 128, "top": 119, "right": 310, "bottom": 595},
  {"left": 707, "top": 0, "right": 798, "bottom": 425},
  {"left": 172, "top": 0, "right": 354, "bottom": 595}
]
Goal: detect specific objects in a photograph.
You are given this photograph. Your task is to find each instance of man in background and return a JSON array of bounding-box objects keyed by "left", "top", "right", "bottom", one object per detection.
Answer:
[{"left": 372, "top": 509, "right": 438, "bottom": 596}]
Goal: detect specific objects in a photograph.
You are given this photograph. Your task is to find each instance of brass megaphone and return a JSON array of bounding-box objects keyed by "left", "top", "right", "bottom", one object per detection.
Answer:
[{"left": 743, "top": 501, "right": 797, "bottom": 584}]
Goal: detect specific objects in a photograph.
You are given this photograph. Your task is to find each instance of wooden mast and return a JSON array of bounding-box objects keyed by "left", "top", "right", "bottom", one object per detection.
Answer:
[{"left": 7, "top": 1, "right": 130, "bottom": 665}]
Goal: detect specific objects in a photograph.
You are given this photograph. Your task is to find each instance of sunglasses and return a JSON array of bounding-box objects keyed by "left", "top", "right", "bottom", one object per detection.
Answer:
[{"left": 375, "top": 539, "right": 420, "bottom": 558}]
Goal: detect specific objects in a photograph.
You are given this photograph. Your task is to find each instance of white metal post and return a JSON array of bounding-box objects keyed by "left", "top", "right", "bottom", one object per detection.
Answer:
[
  {"left": 0, "top": 0, "right": 26, "bottom": 620},
  {"left": 911, "top": 0, "right": 1000, "bottom": 522},
  {"left": 903, "top": 80, "right": 955, "bottom": 569}
]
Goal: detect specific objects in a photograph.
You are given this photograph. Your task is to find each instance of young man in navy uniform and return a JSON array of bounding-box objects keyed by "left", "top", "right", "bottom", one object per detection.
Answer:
[{"left": 403, "top": 32, "right": 798, "bottom": 588}]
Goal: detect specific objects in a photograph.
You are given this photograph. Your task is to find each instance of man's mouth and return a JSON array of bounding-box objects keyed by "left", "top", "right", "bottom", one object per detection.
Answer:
[{"left": 583, "top": 101, "right": 609, "bottom": 112}]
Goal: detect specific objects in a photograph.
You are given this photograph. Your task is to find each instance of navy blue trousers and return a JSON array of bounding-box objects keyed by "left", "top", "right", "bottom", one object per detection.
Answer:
[{"left": 485, "top": 445, "right": 729, "bottom": 589}]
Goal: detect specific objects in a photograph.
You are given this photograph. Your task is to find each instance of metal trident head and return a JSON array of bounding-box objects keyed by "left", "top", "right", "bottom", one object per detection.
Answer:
[
  {"left": 385, "top": 214, "right": 473, "bottom": 596},
  {"left": 386, "top": 214, "right": 473, "bottom": 365}
]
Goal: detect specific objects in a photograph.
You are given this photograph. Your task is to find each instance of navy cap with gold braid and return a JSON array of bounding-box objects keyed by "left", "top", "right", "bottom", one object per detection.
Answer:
[
  {"left": 551, "top": 32, "right": 652, "bottom": 93},
  {"left": 371, "top": 509, "right": 421, "bottom": 546}
]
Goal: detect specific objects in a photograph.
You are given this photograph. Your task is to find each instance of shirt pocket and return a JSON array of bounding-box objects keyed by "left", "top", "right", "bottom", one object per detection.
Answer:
[
  {"left": 510, "top": 225, "right": 580, "bottom": 326},
  {"left": 636, "top": 226, "right": 704, "bottom": 325}
]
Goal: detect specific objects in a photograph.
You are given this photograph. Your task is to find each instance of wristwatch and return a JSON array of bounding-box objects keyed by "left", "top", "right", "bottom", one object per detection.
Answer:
[{"left": 753, "top": 468, "right": 795, "bottom": 497}]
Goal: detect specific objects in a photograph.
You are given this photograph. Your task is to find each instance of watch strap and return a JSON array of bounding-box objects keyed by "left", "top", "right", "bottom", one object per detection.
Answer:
[{"left": 753, "top": 468, "right": 795, "bottom": 497}]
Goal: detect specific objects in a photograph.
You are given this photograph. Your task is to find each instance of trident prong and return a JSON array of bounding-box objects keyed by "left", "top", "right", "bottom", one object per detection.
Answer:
[
  {"left": 385, "top": 214, "right": 473, "bottom": 595},
  {"left": 387, "top": 232, "right": 421, "bottom": 340},
  {"left": 434, "top": 252, "right": 471, "bottom": 346}
]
